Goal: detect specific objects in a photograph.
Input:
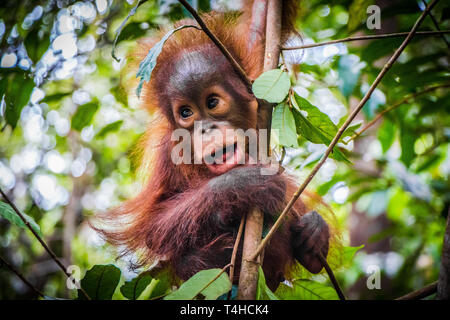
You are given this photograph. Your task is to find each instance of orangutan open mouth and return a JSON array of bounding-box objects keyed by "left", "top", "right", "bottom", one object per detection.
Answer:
[{"left": 206, "top": 141, "right": 243, "bottom": 174}]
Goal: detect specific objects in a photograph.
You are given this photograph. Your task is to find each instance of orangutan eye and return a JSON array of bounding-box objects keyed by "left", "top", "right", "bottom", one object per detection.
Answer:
[
  {"left": 179, "top": 106, "right": 193, "bottom": 119},
  {"left": 206, "top": 95, "right": 219, "bottom": 109}
]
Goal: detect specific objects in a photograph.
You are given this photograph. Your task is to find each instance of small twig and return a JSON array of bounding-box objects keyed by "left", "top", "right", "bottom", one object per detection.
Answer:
[
  {"left": 348, "top": 84, "right": 450, "bottom": 142},
  {"left": 279, "top": 146, "right": 286, "bottom": 165},
  {"left": 0, "top": 254, "right": 45, "bottom": 298},
  {"left": 250, "top": 0, "right": 440, "bottom": 262},
  {"left": 177, "top": 0, "right": 253, "bottom": 90},
  {"left": 111, "top": 0, "right": 148, "bottom": 62},
  {"left": 421, "top": 0, "right": 450, "bottom": 49},
  {"left": 282, "top": 30, "right": 450, "bottom": 51},
  {"left": 396, "top": 281, "right": 438, "bottom": 300},
  {"left": 0, "top": 188, "right": 91, "bottom": 300},
  {"left": 228, "top": 214, "right": 246, "bottom": 299},
  {"left": 317, "top": 253, "right": 346, "bottom": 300}
]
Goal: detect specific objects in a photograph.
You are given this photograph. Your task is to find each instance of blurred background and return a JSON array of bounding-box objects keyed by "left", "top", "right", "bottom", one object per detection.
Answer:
[{"left": 0, "top": 0, "right": 449, "bottom": 299}]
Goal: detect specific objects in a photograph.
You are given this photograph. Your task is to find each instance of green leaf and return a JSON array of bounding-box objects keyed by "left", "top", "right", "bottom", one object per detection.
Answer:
[
  {"left": 78, "top": 264, "right": 121, "bottom": 300},
  {"left": 341, "top": 245, "right": 364, "bottom": 266},
  {"left": 2, "top": 73, "right": 34, "bottom": 129},
  {"left": 348, "top": 0, "right": 373, "bottom": 33},
  {"left": 400, "top": 126, "right": 416, "bottom": 167},
  {"left": 387, "top": 187, "right": 409, "bottom": 222},
  {"left": 181, "top": 0, "right": 211, "bottom": 16},
  {"left": 292, "top": 93, "right": 337, "bottom": 140},
  {"left": 96, "top": 120, "right": 123, "bottom": 139},
  {"left": 252, "top": 69, "right": 290, "bottom": 103},
  {"left": 144, "top": 268, "right": 172, "bottom": 300},
  {"left": 0, "top": 77, "right": 8, "bottom": 99},
  {"left": 290, "top": 94, "right": 350, "bottom": 163},
  {"left": 71, "top": 101, "right": 99, "bottom": 131},
  {"left": 112, "top": 0, "right": 145, "bottom": 62},
  {"left": 120, "top": 271, "right": 153, "bottom": 300},
  {"left": 111, "top": 85, "right": 128, "bottom": 107},
  {"left": 0, "top": 201, "right": 42, "bottom": 237},
  {"left": 272, "top": 103, "right": 299, "bottom": 147},
  {"left": 256, "top": 267, "right": 278, "bottom": 300},
  {"left": 136, "top": 25, "right": 198, "bottom": 97},
  {"left": 164, "top": 268, "right": 231, "bottom": 300},
  {"left": 115, "top": 22, "right": 149, "bottom": 43},
  {"left": 24, "top": 27, "right": 50, "bottom": 64},
  {"left": 275, "top": 279, "right": 339, "bottom": 300},
  {"left": 198, "top": 0, "right": 211, "bottom": 12},
  {"left": 361, "top": 38, "right": 403, "bottom": 64},
  {"left": 41, "top": 92, "right": 72, "bottom": 104},
  {"left": 378, "top": 119, "right": 396, "bottom": 153}
]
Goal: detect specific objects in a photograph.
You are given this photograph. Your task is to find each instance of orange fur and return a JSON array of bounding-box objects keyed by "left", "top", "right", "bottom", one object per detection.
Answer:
[{"left": 93, "top": 1, "right": 342, "bottom": 291}]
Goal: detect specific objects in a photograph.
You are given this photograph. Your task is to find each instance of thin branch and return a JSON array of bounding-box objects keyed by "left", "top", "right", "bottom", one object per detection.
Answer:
[
  {"left": 0, "top": 188, "right": 91, "bottom": 300},
  {"left": 421, "top": 0, "right": 450, "bottom": 49},
  {"left": 348, "top": 84, "right": 450, "bottom": 142},
  {"left": 396, "top": 281, "right": 438, "bottom": 300},
  {"left": 228, "top": 214, "right": 246, "bottom": 299},
  {"left": 177, "top": 0, "right": 253, "bottom": 90},
  {"left": 111, "top": 0, "right": 148, "bottom": 62},
  {"left": 282, "top": 30, "right": 450, "bottom": 51},
  {"left": 250, "top": 0, "right": 440, "bottom": 262},
  {"left": 0, "top": 254, "right": 45, "bottom": 298},
  {"left": 279, "top": 146, "right": 286, "bottom": 165},
  {"left": 317, "top": 253, "right": 346, "bottom": 300}
]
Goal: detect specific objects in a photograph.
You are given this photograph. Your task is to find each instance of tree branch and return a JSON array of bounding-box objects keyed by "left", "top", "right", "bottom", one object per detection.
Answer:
[
  {"left": 228, "top": 214, "right": 245, "bottom": 292},
  {"left": 0, "top": 188, "right": 91, "bottom": 300},
  {"left": 317, "top": 253, "right": 346, "bottom": 300},
  {"left": 248, "top": 0, "right": 268, "bottom": 51},
  {"left": 237, "top": 0, "right": 283, "bottom": 300},
  {"left": 237, "top": 207, "right": 264, "bottom": 300},
  {"left": 421, "top": 0, "right": 450, "bottom": 49},
  {"left": 257, "top": 0, "right": 282, "bottom": 151},
  {"left": 177, "top": 0, "right": 253, "bottom": 90},
  {"left": 250, "top": 0, "right": 440, "bottom": 262},
  {"left": 348, "top": 84, "right": 450, "bottom": 142},
  {"left": 263, "top": 0, "right": 282, "bottom": 71},
  {"left": 0, "top": 254, "right": 45, "bottom": 299},
  {"left": 282, "top": 30, "right": 450, "bottom": 51},
  {"left": 396, "top": 281, "right": 438, "bottom": 300}
]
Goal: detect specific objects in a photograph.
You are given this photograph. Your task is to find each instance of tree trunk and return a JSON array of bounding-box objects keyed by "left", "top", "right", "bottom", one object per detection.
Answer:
[
  {"left": 237, "top": 208, "right": 264, "bottom": 300},
  {"left": 237, "top": 0, "right": 282, "bottom": 300}
]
